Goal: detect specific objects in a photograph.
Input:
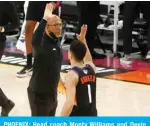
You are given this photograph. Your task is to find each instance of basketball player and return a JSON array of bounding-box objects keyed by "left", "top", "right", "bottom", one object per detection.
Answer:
[
  {"left": 61, "top": 25, "right": 97, "bottom": 116},
  {"left": 27, "top": 3, "right": 63, "bottom": 116},
  {"left": 16, "top": 1, "right": 60, "bottom": 77},
  {"left": 0, "top": 1, "right": 19, "bottom": 115}
]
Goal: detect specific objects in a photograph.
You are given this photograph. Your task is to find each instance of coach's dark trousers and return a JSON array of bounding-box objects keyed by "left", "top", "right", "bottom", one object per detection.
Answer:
[{"left": 27, "top": 86, "right": 57, "bottom": 116}]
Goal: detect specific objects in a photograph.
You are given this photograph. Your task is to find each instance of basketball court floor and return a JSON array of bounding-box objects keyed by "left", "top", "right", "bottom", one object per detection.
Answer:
[{"left": 0, "top": 38, "right": 150, "bottom": 116}]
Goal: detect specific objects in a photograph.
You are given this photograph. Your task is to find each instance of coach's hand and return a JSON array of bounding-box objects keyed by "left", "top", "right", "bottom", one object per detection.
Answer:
[
  {"left": 77, "top": 24, "right": 87, "bottom": 43},
  {"left": 43, "top": 3, "right": 54, "bottom": 21}
]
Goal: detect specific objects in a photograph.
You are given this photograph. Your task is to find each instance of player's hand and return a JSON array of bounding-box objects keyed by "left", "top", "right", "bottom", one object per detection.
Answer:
[
  {"left": 76, "top": 24, "right": 87, "bottom": 43},
  {"left": 43, "top": 3, "right": 54, "bottom": 21}
]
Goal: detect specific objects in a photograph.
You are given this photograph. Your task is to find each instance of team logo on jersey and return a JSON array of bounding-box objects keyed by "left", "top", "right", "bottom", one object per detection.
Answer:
[{"left": 83, "top": 69, "right": 88, "bottom": 74}]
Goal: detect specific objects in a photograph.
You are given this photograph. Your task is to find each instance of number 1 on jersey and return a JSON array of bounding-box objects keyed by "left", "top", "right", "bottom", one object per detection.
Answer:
[{"left": 87, "top": 84, "right": 92, "bottom": 103}]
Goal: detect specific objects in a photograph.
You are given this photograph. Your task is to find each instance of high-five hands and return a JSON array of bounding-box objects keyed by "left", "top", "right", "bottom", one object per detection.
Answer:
[
  {"left": 76, "top": 24, "right": 88, "bottom": 43},
  {"left": 43, "top": 3, "right": 54, "bottom": 21}
]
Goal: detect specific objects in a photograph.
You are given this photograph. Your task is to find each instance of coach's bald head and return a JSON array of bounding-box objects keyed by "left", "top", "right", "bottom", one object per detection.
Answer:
[{"left": 46, "top": 15, "right": 62, "bottom": 38}]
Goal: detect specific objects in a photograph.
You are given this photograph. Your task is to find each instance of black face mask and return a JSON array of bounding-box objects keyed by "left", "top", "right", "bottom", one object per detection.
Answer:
[{"left": 49, "top": 32, "right": 58, "bottom": 42}]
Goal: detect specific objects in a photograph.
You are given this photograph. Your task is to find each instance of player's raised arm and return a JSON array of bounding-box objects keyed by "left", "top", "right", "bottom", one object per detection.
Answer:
[{"left": 77, "top": 25, "right": 96, "bottom": 72}]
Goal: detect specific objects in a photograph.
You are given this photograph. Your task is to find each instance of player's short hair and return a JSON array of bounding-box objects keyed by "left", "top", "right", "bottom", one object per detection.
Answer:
[{"left": 70, "top": 40, "right": 86, "bottom": 62}]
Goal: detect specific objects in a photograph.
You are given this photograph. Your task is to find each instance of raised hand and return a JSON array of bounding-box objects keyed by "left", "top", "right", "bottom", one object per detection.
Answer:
[
  {"left": 43, "top": 3, "right": 54, "bottom": 21},
  {"left": 76, "top": 24, "right": 87, "bottom": 43}
]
